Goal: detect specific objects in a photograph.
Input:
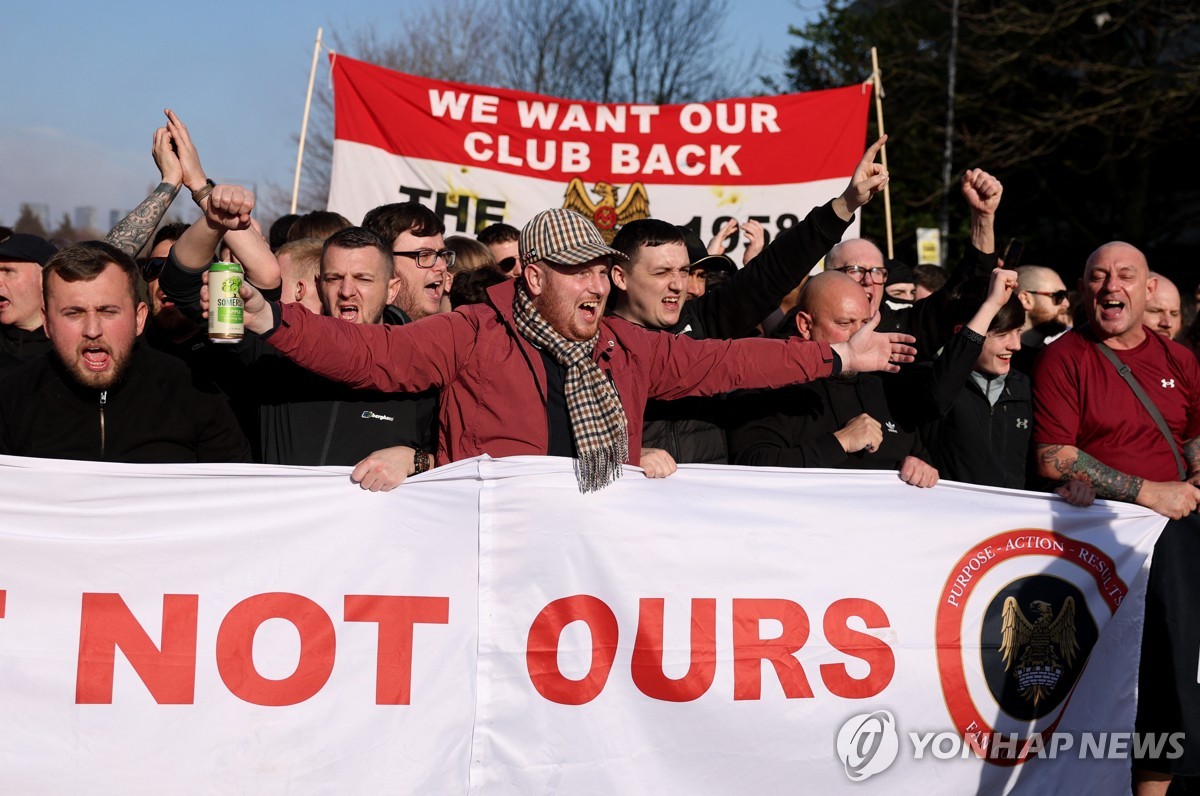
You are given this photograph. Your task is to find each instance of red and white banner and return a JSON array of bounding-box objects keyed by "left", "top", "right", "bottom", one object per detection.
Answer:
[
  {"left": 328, "top": 55, "right": 871, "bottom": 249},
  {"left": 0, "top": 455, "right": 1166, "bottom": 793}
]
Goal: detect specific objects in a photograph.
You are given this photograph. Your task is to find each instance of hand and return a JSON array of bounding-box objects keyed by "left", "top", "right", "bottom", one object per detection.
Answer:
[
  {"left": 830, "top": 311, "right": 916, "bottom": 375},
  {"left": 833, "top": 413, "right": 882, "bottom": 454},
  {"left": 640, "top": 447, "right": 678, "bottom": 478},
  {"left": 201, "top": 278, "right": 273, "bottom": 333},
  {"left": 984, "top": 267, "right": 1019, "bottom": 308},
  {"left": 899, "top": 456, "right": 939, "bottom": 488},
  {"left": 707, "top": 218, "right": 738, "bottom": 256},
  {"left": 961, "top": 168, "right": 1002, "bottom": 217},
  {"left": 741, "top": 219, "right": 765, "bottom": 265},
  {"left": 351, "top": 446, "right": 417, "bottom": 492},
  {"left": 1136, "top": 480, "right": 1200, "bottom": 520},
  {"left": 205, "top": 184, "right": 255, "bottom": 231},
  {"left": 1055, "top": 480, "right": 1096, "bottom": 507},
  {"left": 152, "top": 126, "right": 183, "bottom": 187},
  {"left": 164, "top": 108, "right": 209, "bottom": 191},
  {"left": 835, "top": 135, "right": 889, "bottom": 218}
]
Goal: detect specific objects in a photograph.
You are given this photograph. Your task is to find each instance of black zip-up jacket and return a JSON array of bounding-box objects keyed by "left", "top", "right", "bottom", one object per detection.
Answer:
[
  {"left": 159, "top": 255, "right": 438, "bottom": 466},
  {"left": 0, "top": 343, "right": 251, "bottom": 463},
  {"left": 239, "top": 317, "right": 438, "bottom": 466},
  {"left": 920, "top": 367, "right": 1032, "bottom": 489},
  {"left": 641, "top": 200, "right": 853, "bottom": 464}
]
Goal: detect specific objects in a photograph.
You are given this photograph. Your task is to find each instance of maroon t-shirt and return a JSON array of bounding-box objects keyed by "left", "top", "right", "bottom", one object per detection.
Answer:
[{"left": 1033, "top": 326, "right": 1200, "bottom": 483}]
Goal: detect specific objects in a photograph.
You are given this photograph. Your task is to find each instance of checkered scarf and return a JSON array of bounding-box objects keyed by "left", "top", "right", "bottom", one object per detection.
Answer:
[{"left": 513, "top": 284, "right": 628, "bottom": 493}]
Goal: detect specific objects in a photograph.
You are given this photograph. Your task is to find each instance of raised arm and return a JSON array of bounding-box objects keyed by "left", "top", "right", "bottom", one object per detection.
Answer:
[
  {"left": 693, "top": 136, "right": 889, "bottom": 339},
  {"left": 166, "top": 110, "right": 280, "bottom": 290},
  {"left": 104, "top": 126, "right": 183, "bottom": 257}
]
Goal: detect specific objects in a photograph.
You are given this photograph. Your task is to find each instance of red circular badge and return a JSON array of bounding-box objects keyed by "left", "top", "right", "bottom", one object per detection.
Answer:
[{"left": 935, "top": 529, "right": 1127, "bottom": 766}]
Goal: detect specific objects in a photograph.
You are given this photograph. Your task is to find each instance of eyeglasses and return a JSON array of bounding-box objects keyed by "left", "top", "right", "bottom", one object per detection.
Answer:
[
  {"left": 393, "top": 249, "right": 456, "bottom": 269},
  {"left": 140, "top": 256, "right": 168, "bottom": 282},
  {"left": 834, "top": 265, "right": 889, "bottom": 285},
  {"left": 1030, "top": 290, "right": 1069, "bottom": 304}
]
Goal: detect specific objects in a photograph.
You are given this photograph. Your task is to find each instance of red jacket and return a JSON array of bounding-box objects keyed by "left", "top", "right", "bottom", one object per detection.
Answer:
[{"left": 264, "top": 279, "right": 837, "bottom": 465}]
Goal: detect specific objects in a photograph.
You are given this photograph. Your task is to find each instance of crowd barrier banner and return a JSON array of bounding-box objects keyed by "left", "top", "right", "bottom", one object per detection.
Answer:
[
  {"left": 0, "top": 455, "right": 1165, "bottom": 794},
  {"left": 327, "top": 55, "right": 871, "bottom": 245}
]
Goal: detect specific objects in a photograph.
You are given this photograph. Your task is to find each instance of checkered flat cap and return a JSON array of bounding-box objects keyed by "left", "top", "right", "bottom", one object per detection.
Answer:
[{"left": 519, "top": 208, "right": 628, "bottom": 266}]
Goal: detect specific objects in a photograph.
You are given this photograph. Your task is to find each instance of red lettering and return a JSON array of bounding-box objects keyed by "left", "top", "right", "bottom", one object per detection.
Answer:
[
  {"left": 344, "top": 595, "right": 449, "bottom": 705},
  {"left": 819, "top": 598, "right": 895, "bottom": 698},
  {"left": 526, "top": 595, "right": 618, "bottom": 705},
  {"left": 75, "top": 593, "right": 198, "bottom": 704},
  {"left": 732, "top": 598, "right": 813, "bottom": 700},
  {"left": 216, "top": 593, "right": 335, "bottom": 706},
  {"left": 630, "top": 598, "right": 716, "bottom": 702}
]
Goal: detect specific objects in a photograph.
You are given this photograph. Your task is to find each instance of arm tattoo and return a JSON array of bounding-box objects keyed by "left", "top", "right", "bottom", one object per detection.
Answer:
[
  {"left": 1185, "top": 436, "right": 1200, "bottom": 478},
  {"left": 1040, "top": 444, "right": 1143, "bottom": 502},
  {"left": 104, "top": 181, "right": 179, "bottom": 258}
]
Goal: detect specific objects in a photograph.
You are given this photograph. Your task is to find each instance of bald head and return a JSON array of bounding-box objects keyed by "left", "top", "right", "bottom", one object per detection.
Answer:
[
  {"left": 825, "top": 238, "right": 885, "bottom": 315},
  {"left": 1085, "top": 240, "right": 1145, "bottom": 274},
  {"left": 1146, "top": 271, "right": 1182, "bottom": 340},
  {"left": 795, "top": 271, "right": 872, "bottom": 343},
  {"left": 1016, "top": 265, "right": 1068, "bottom": 327},
  {"left": 1081, "top": 241, "right": 1152, "bottom": 347}
]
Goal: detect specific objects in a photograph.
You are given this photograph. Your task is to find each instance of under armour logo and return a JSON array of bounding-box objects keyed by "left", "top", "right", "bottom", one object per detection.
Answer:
[
  {"left": 885, "top": 422, "right": 898, "bottom": 434},
  {"left": 1016, "top": 418, "right": 1029, "bottom": 429},
  {"left": 1162, "top": 379, "right": 1176, "bottom": 389}
]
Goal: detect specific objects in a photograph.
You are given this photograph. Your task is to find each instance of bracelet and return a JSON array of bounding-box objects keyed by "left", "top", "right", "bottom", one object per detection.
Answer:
[
  {"left": 413, "top": 449, "right": 432, "bottom": 475},
  {"left": 190, "top": 178, "right": 215, "bottom": 206}
]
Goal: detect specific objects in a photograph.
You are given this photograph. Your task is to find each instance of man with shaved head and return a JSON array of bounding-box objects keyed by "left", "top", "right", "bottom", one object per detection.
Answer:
[
  {"left": 729, "top": 270, "right": 939, "bottom": 488},
  {"left": 1032, "top": 241, "right": 1200, "bottom": 794},
  {"left": 1145, "top": 272, "right": 1182, "bottom": 341}
]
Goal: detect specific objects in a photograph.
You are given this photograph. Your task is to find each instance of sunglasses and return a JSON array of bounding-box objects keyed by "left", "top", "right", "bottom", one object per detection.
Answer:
[
  {"left": 140, "top": 256, "right": 168, "bottom": 282},
  {"left": 1029, "top": 290, "right": 1069, "bottom": 304}
]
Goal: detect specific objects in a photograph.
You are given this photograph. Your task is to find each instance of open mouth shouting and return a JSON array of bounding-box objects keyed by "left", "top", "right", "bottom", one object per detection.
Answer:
[
  {"left": 425, "top": 277, "right": 443, "bottom": 304},
  {"left": 80, "top": 343, "right": 113, "bottom": 373},
  {"left": 579, "top": 299, "right": 600, "bottom": 324},
  {"left": 1098, "top": 298, "right": 1125, "bottom": 321},
  {"left": 337, "top": 303, "right": 361, "bottom": 322}
]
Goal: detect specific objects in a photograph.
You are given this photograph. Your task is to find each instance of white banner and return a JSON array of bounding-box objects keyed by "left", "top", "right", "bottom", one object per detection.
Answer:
[
  {"left": 327, "top": 56, "right": 870, "bottom": 246},
  {"left": 0, "top": 455, "right": 1166, "bottom": 793},
  {"left": 0, "top": 455, "right": 482, "bottom": 794}
]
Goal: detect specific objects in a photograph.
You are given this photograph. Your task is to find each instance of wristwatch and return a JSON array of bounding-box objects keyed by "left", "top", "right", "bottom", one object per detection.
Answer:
[{"left": 413, "top": 449, "right": 432, "bottom": 475}]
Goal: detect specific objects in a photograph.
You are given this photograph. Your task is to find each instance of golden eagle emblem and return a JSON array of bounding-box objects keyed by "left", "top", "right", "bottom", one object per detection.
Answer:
[
  {"left": 999, "top": 596, "right": 1079, "bottom": 706},
  {"left": 562, "top": 179, "right": 650, "bottom": 243}
]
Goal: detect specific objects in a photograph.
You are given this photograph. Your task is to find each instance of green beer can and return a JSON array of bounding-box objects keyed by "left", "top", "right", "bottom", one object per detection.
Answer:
[{"left": 208, "top": 261, "right": 245, "bottom": 343}]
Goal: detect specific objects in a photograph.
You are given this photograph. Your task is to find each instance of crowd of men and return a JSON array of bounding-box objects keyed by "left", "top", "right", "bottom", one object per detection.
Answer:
[{"left": 2, "top": 110, "right": 1199, "bottom": 792}]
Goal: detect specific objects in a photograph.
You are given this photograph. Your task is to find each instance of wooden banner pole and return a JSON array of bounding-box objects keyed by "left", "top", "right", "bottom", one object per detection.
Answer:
[
  {"left": 870, "top": 46, "right": 894, "bottom": 260},
  {"left": 291, "top": 27, "right": 324, "bottom": 214}
]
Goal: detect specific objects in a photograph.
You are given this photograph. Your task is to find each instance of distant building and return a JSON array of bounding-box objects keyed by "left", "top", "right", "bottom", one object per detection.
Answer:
[{"left": 74, "top": 206, "right": 96, "bottom": 231}]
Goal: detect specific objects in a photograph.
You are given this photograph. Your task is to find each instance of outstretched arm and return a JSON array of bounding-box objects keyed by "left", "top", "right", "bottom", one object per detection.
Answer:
[
  {"left": 104, "top": 126, "right": 183, "bottom": 257},
  {"left": 1037, "top": 443, "right": 1200, "bottom": 519}
]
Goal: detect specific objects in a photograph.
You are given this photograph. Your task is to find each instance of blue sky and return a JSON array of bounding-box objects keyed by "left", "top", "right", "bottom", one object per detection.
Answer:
[{"left": 0, "top": 0, "right": 816, "bottom": 231}]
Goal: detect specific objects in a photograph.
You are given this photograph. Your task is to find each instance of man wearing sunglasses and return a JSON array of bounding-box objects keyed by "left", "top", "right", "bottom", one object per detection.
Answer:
[{"left": 1016, "top": 264, "right": 1070, "bottom": 335}]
